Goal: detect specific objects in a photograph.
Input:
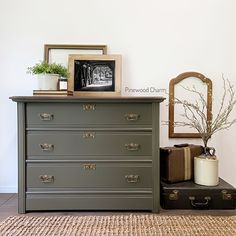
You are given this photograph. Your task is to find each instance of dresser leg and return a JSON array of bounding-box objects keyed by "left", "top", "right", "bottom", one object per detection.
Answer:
[
  {"left": 18, "top": 198, "right": 26, "bottom": 214},
  {"left": 152, "top": 207, "right": 160, "bottom": 213}
]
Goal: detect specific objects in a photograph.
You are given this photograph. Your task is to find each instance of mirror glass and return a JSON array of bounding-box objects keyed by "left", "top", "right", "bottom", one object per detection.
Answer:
[{"left": 174, "top": 77, "right": 208, "bottom": 133}]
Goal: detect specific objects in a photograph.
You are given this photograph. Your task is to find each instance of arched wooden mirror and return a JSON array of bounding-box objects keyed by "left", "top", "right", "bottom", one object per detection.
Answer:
[{"left": 169, "top": 72, "right": 212, "bottom": 138}]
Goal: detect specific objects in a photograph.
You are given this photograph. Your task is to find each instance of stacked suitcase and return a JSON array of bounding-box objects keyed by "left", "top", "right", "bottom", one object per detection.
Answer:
[{"left": 160, "top": 144, "right": 236, "bottom": 209}]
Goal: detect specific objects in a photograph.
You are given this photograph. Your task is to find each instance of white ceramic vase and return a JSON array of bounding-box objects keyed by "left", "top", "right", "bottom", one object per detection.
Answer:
[
  {"left": 194, "top": 156, "right": 219, "bottom": 186},
  {"left": 37, "top": 74, "right": 59, "bottom": 90}
]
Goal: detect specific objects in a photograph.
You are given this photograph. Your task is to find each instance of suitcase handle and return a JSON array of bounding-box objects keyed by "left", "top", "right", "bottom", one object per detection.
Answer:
[
  {"left": 174, "top": 143, "right": 189, "bottom": 148},
  {"left": 189, "top": 196, "right": 211, "bottom": 208}
]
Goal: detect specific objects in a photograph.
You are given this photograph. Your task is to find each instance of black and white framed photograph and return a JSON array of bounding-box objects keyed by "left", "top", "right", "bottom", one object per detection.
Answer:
[
  {"left": 68, "top": 54, "right": 121, "bottom": 96},
  {"left": 74, "top": 60, "right": 115, "bottom": 91}
]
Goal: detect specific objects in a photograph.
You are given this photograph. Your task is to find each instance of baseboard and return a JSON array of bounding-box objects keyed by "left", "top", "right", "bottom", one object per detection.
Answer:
[{"left": 0, "top": 186, "right": 17, "bottom": 193}]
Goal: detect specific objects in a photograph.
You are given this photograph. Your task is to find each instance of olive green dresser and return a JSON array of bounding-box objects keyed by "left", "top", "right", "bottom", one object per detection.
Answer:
[{"left": 11, "top": 96, "right": 164, "bottom": 213}]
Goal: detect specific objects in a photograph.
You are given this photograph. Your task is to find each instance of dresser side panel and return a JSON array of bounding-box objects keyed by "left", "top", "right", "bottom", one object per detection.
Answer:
[
  {"left": 152, "top": 102, "right": 160, "bottom": 213},
  {"left": 17, "top": 102, "right": 26, "bottom": 213}
]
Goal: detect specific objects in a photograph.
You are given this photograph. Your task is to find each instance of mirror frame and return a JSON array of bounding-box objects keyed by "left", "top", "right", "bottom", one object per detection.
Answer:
[{"left": 169, "top": 72, "right": 212, "bottom": 138}]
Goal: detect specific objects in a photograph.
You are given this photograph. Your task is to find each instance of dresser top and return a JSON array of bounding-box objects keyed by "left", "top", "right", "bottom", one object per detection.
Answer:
[{"left": 10, "top": 96, "right": 165, "bottom": 103}]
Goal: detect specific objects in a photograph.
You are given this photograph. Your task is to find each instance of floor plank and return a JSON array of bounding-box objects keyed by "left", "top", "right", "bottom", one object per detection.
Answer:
[{"left": 0, "top": 194, "right": 14, "bottom": 206}]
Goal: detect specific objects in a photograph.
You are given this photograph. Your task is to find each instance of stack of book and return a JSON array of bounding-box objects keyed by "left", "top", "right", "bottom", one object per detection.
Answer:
[{"left": 33, "top": 90, "right": 72, "bottom": 96}]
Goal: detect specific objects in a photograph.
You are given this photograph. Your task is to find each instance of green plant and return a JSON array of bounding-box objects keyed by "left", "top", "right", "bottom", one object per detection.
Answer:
[{"left": 27, "top": 61, "right": 68, "bottom": 78}]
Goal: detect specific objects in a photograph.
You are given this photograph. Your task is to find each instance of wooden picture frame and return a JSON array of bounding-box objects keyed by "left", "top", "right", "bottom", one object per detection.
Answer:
[
  {"left": 68, "top": 54, "right": 121, "bottom": 97},
  {"left": 169, "top": 72, "right": 212, "bottom": 138},
  {"left": 44, "top": 44, "right": 107, "bottom": 67}
]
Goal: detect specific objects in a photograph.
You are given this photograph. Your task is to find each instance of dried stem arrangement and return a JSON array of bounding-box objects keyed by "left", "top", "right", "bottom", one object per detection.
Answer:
[{"left": 172, "top": 77, "right": 236, "bottom": 154}]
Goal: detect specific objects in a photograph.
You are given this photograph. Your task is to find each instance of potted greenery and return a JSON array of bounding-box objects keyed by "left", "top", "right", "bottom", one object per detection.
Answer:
[{"left": 27, "top": 61, "right": 68, "bottom": 90}]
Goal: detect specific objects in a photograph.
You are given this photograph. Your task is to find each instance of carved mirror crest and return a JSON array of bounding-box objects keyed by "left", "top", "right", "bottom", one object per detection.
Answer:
[{"left": 169, "top": 72, "right": 212, "bottom": 138}]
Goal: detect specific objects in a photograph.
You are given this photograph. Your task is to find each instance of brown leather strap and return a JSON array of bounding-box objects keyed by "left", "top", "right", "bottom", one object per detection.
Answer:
[{"left": 184, "top": 147, "right": 191, "bottom": 180}]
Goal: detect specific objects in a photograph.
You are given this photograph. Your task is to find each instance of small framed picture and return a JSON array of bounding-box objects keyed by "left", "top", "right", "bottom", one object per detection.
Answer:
[{"left": 68, "top": 54, "right": 121, "bottom": 96}]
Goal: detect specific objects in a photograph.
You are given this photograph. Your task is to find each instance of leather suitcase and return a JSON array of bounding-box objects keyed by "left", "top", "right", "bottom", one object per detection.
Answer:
[
  {"left": 160, "top": 144, "right": 203, "bottom": 183},
  {"left": 160, "top": 178, "right": 236, "bottom": 209}
]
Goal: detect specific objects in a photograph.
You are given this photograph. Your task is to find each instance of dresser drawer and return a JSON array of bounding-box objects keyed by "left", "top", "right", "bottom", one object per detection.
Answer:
[
  {"left": 26, "top": 103, "right": 152, "bottom": 127},
  {"left": 26, "top": 193, "right": 153, "bottom": 211},
  {"left": 26, "top": 162, "right": 152, "bottom": 189},
  {"left": 27, "top": 131, "right": 152, "bottom": 156}
]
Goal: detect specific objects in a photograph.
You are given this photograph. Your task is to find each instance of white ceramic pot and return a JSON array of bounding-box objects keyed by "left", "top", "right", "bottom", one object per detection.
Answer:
[
  {"left": 37, "top": 74, "right": 59, "bottom": 90},
  {"left": 194, "top": 156, "right": 219, "bottom": 186}
]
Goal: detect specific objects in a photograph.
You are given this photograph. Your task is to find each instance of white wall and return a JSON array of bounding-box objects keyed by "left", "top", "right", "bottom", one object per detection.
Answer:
[{"left": 1, "top": 0, "right": 236, "bottom": 192}]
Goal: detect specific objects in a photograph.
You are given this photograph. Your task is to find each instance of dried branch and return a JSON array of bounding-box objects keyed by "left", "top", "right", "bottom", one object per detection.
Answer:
[
  {"left": 177, "top": 85, "right": 208, "bottom": 132},
  {"left": 170, "top": 76, "right": 236, "bottom": 149}
]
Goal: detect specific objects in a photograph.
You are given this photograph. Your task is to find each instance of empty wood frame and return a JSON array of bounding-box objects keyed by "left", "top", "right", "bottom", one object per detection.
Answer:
[
  {"left": 44, "top": 44, "right": 107, "bottom": 66},
  {"left": 169, "top": 72, "right": 212, "bottom": 138}
]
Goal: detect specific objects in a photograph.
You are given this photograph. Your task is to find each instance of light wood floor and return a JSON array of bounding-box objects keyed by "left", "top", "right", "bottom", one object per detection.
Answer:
[{"left": 0, "top": 194, "right": 235, "bottom": 222}]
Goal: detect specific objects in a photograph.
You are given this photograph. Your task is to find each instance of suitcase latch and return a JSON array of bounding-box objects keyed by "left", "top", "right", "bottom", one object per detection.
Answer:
[
  {"left": 222, "top": 190, "right": 232, "bottom": 200},
  {"left": 169, "top": 190, "right": 179, "bottom": 200}
]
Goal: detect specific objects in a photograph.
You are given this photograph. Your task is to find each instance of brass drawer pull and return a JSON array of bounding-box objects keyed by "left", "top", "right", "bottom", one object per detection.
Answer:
[
  {"left": 39, "top": 175, "right": 54, "bottom": 183},
  {"left": 39, "top": 143, "right": 54, "bottom": 152},
  {"left": 83, "top": 164, "right": 96, "bottom": 170},
  {"left": 125, "top": 113, "right": 140, "bottom": 121},
  {"left": 83, "top": 104, "right": 96, "bottom": 111},
  {"left": 125, "top": 143, "right": 140, "bottom": 151},
  {"left": 125, "top": 175, "right": 140, "bottom": 183},
  {"left": 39, "top": 113, "right": 54, "bottom": 121},
  {"left": 83, "top": 132, "right": 95, "bottom": 139}
]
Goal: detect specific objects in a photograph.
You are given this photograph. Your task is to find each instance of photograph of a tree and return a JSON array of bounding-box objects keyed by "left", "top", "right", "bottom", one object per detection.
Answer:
[{"left": 172, "top": 77, "right": 236, "bottom": 156}]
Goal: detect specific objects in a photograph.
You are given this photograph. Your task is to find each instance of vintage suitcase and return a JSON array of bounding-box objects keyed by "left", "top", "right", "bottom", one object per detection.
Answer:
[
  {"left": 160, "top": 178, "right": 236, "bottom": 209},
  {"left": 160, "top": 144, "right": 203, "bottom": 183}
]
